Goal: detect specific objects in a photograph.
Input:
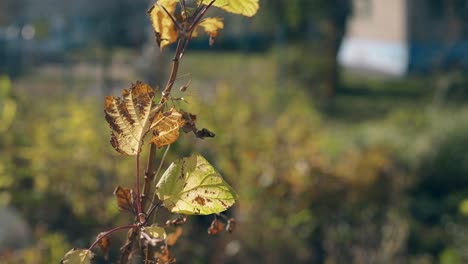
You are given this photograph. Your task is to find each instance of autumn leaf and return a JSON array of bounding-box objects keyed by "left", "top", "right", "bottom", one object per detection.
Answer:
[
  {"left": 61, "top": 249, "right": 94, "bottom": 264},
  {"left": 200, "top": 0, "right": 259, "bottom": 17},
  {"left": 104, "top": 81, "right": 155, "bottom": 155},
  {"left": 197, "top": 17, "right": 224, "bottom": 45},
  {"left": 155, "top": 154, "right": 238, "bottom": 215},
  {"left": 149, "top": 0, "right": 179, "bottom": 49},
  {"left": 207, "top": 218, "right": 225, "bottom": 235},
  {"left": 150, "top": 108, "right": 185, "bottom": 148},
  {"left": 113, "top": 186, "right": 135, "bottom": 213},
  {"left": 96, "top": 233, "right": 111, "bottom": 260},
  {"left": 166, "top": 227, "right": 183, "bottom": 246}
]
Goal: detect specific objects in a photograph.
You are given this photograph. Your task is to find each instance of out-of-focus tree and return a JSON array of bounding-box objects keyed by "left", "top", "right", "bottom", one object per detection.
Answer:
[{"left": 261, "top": 0, "right": 351, "bottom": 103}]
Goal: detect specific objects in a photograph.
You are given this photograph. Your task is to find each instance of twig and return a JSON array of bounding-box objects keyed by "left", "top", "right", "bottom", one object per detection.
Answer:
[{"left": 88, "top": 224, "right": 137, "bottom": 251}]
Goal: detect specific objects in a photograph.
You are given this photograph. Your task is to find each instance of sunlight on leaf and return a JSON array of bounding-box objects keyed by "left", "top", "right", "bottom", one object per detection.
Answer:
[
  {"left": 146, "top": 225, "right": 168, "bottom": 240},
  {"left": 104, "top": 81, "right": 155, "bottom": 155},
  {"left": 197, "top": 17, "right": 224, "bottom": 45},
  {"left": 150, "top": 108, "right": 185, "bottom": 148},
  {"left": 60, "top": 249, "right": 94, "bottom": 264},
  {"left": 155, "top": 154, "right": 238, "bottom": 215},
  {"left": 149, "top": 0, "right": 179, "bottom": 49},
  {"left": 200, "top": 0, "right": 259, "bottom": 17}
]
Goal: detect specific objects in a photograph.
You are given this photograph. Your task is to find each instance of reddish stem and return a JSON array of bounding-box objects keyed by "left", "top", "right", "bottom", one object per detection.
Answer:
[{"left": 88, "top": 224, "right": 137, "bottom": 251}]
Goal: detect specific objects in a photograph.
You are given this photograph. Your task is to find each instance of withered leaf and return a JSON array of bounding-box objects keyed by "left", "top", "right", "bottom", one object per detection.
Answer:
[
  {"left": 113, "top": 186, "right": 136, "bottom": 213},
  {"left": 166, "top": 227, "right": 183, "bottom": 247},
  {"left": 105, "top": 81, "right": 155, "bottom": 155},
  {"left": 96, "top": 232, "right": 111, "bottom": 260},
  {"left": 150, "top": 108, "right": 185, "bottom": 148},
  {"left": 207, "top": 218, "right": 225, "bottom": 235},
  {"left": 180, "top": 111, "right": 215, "bottom": 139},
  {"left": 149, "top": 0, "right": 179, "bottom": 50}
]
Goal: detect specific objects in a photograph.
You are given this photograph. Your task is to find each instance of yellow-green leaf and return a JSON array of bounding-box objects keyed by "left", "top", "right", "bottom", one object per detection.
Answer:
[
  {"left": 145, "top": 225, "right": 167, "bottom": 240},
  {"left": 61, "top": 249, "right": 94, "bottom": 264},
  {"left": 104, "top": 81, "right": 155, "bottom": 155},
  {"left": 149, "top": 0, "right": 179, "bottom": 49},
  {"left": 155, "top": 154, "right": 238, "bottom": 215},
  {"left": 200, "top": 0, "right": 259, "bottom": 17}
]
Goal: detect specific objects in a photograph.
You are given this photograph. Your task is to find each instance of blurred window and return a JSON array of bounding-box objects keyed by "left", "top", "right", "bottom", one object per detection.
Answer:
[{"left": 354, "top": 0, "right": 372, "bottom": 19}]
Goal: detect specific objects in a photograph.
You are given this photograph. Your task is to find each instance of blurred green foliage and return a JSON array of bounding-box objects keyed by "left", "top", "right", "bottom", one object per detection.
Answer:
[{"left": 2, "top": 50, "right": 468, "bottom": 263}]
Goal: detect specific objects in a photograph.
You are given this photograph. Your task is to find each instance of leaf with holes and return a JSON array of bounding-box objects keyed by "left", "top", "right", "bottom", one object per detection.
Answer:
[
  {"left": 105, "top": 81, "right": 155, "bottom": 155},
  {"left": 150, "top": 108, "right": 185, "bottom": 148},
  {"left": 148, "top": 0, "right": 179, "bottom": 49},
  {"left": 61, "top": 249, "right": 94, "bottom": 264},
  {"left": 200, "top": 0, "right": 259, "bottom": 17},
  {"left": 155, "top": 154, "right": 238, "bottom": 215}
]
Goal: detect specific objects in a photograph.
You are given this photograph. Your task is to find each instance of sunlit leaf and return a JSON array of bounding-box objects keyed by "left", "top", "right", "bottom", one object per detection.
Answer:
[
  {"left": 200, "top": 0, "right": 259, "bottom": 17},
  {"left": 60, "top": 249, "right": 94, "bottom": 264},
  {"left": 155, "top": 154, "right": 238, "bottom": 215},
  {"left": 166, "top": 227, "right": 183, "bottom": 246},
  {"left": 198, "top": 17, "right": 224, "bottom": 45},
  {"left": 113, "top": 186, "right": 135, "bottom": 213},
  {"left": 150, "top": 108, "right": 185, "bottom": 148},
  {"left": 207, "top": 218, "right": 225, "bottom": 235},
  {"left": 149, "top": 0, "right": 179, "bottom": 49},
  {"left": 104, "top": 81, "right": 155, "bottom": 155}
]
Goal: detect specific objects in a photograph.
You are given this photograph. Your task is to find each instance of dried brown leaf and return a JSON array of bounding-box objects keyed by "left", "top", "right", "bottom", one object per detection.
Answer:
[
  {"left": 150, "top": 108, "right": 185, "bottom": 148},
  {"left": 207, "top": 219, "right": 225, "bottom": 235},
  {"left": 105, "top": 81, "right": 155, "bottom": 155},
  {"left": 113, "top": 186, "right": 136, "bottom": 213}
]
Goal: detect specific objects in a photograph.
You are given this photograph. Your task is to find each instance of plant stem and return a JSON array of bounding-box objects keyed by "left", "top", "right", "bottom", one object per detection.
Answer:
[
  {"left": 136, "top": 153, "right": 145, "bottom": 223},
  {"left": 141, "top": 144, "right": 158, "bottom": 211},
  {"left": 88, "top": 224, "right": 137, "bottom": 251}
]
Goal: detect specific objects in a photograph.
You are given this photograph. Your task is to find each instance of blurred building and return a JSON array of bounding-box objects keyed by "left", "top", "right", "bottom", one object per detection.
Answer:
[{"left": 339, "top": 0, "right": 468, "bottom": 76}]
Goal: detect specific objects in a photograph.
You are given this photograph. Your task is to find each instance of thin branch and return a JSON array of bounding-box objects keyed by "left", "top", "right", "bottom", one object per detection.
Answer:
[
  {"left": 136, "top": 153, "right": 145, "bottom": 223},
  {"left": 88, "top": 224, "right": 137, "bottom": 251}
]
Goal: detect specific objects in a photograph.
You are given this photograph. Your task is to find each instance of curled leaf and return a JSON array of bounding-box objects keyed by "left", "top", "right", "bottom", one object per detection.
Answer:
[
  {"left": 200, "top": 0, "right": 259, "bottom": 17},
  {"left": 61, "top": 249, "right": 94, "bottom": 264},
  {"left": 105, "top": 81, "right": 155, "bottom": 155},
  {"left": 155, "top": 154, "right": 238, "bottom": 215},
  {"left": 96, "top": 233, "right": 111, "bottom": 260},
  {"left": 181, "top": 111, "right": 215, "bottom": 139},
  {"left": 113, "top": 186, "right": 136, "bottom": 213},
  {"left": 207, "top": 218, "right": 225, "bottom": 235},
  {"left": 149, "top": 0, "right": 179, "bottom": 49},
  {"left": 150, "top": 108, "right": 185, "bottom": 148}
]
